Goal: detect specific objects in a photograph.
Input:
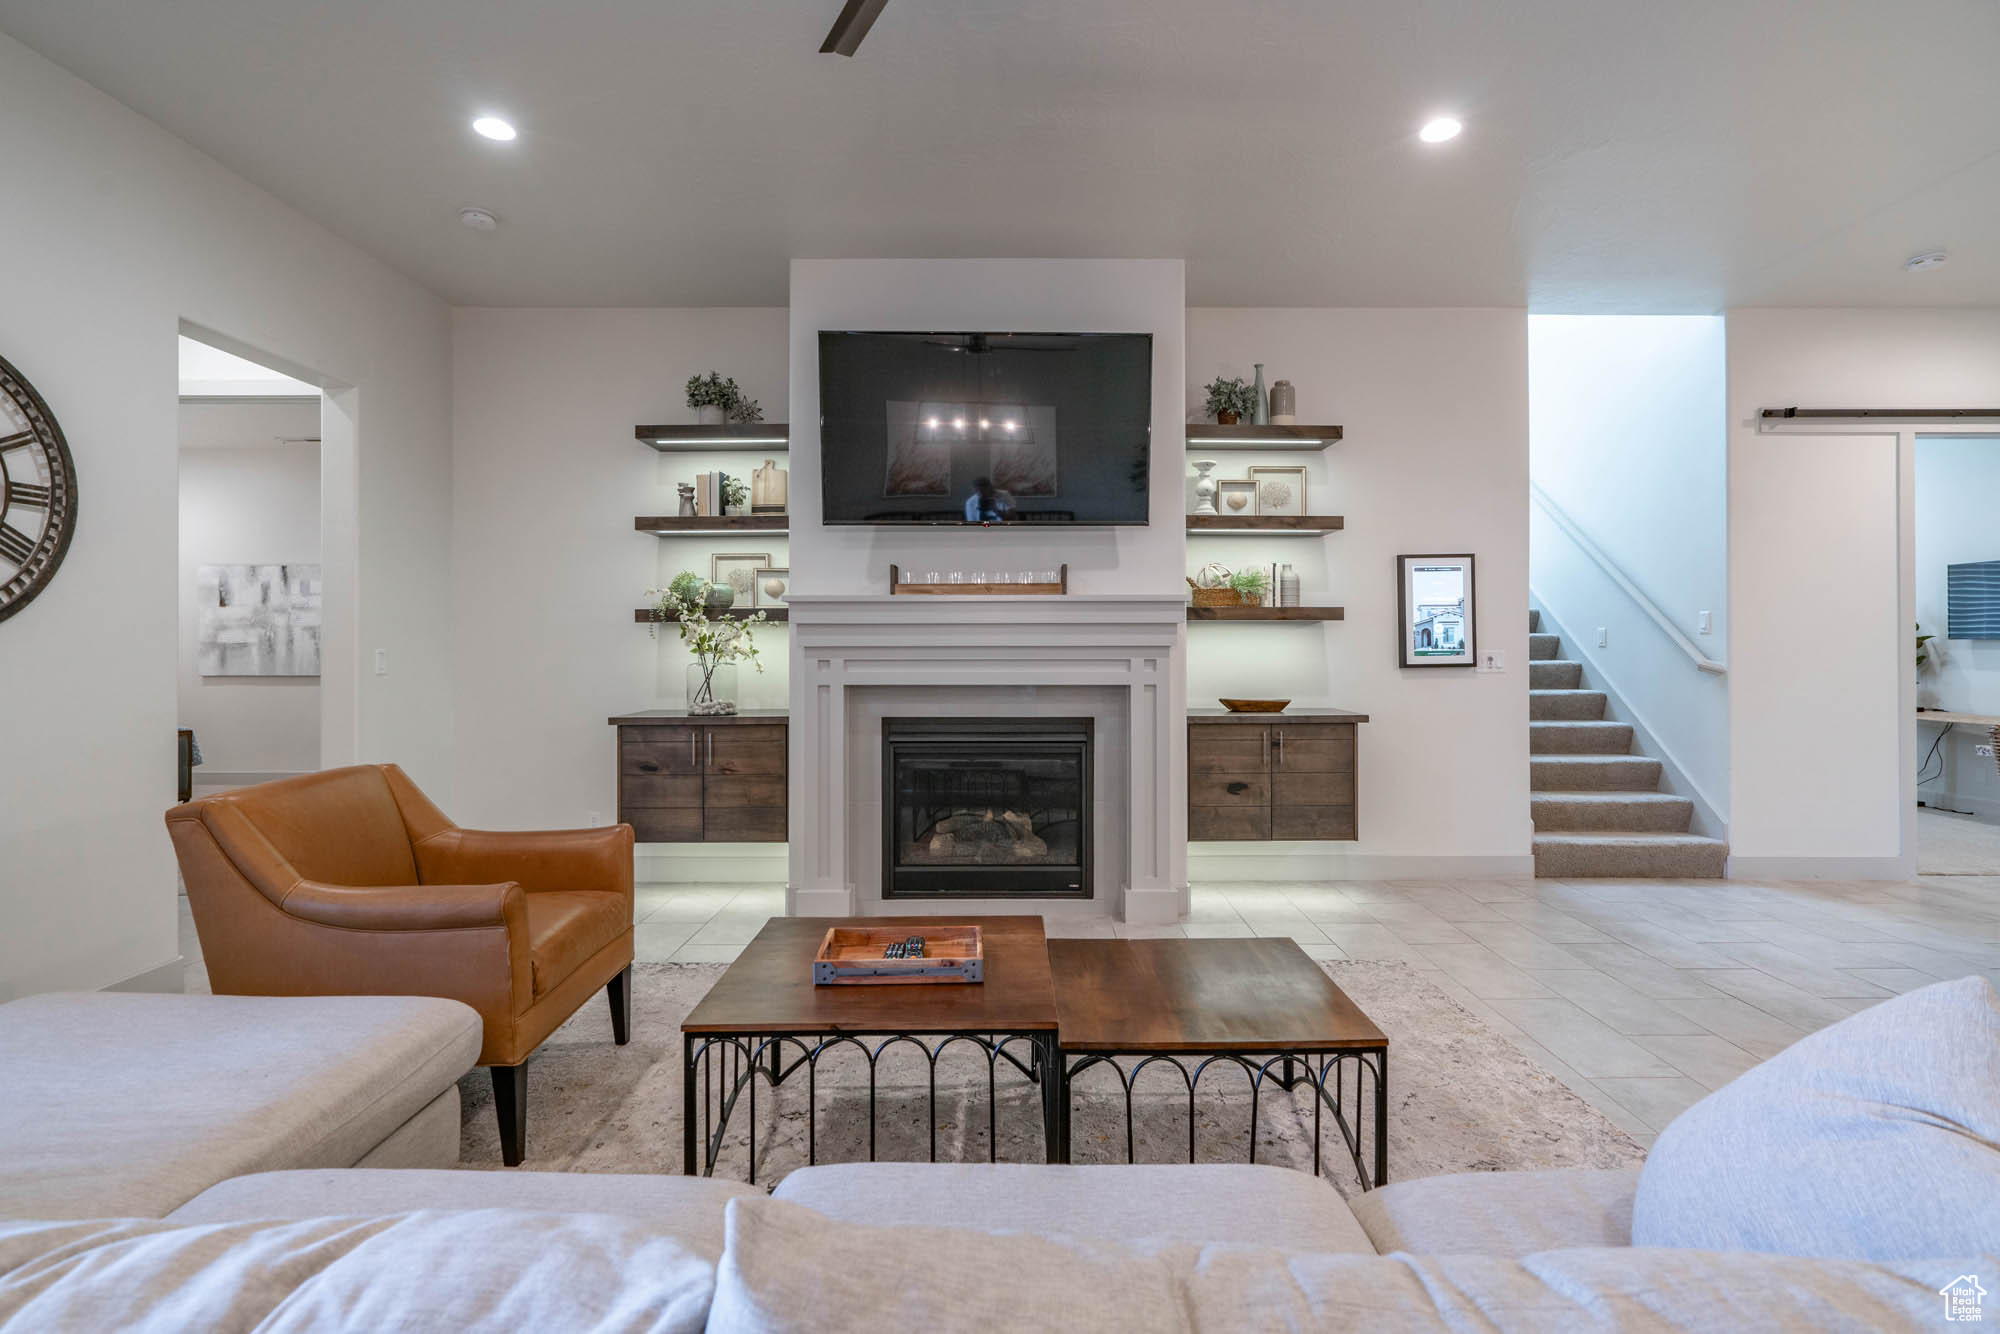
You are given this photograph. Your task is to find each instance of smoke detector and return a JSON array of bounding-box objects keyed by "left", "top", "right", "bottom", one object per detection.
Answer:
[
  {"left": 1905, "top": 250, "right": 1948, "bottom": 272},
  {"left": 458, "top": 207, "right": 500, "bottom": 232}
]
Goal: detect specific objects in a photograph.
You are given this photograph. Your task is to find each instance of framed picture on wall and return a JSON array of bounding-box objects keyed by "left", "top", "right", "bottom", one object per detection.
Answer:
[
  {"left": 1248, "top": 465, "right": 1308, "bottom": 517},
  {"left": 1397, "top": 553, "right": 1476, "bottom": 668},
  {"left": 711, "top": 553, "right": 771, "bottom": 605},
  {"left": 751, "top": 566, "right": 790, "bottom": 609}
]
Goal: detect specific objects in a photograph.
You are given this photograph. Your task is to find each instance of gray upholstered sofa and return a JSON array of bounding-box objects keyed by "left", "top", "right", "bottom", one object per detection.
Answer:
[{"left": 1, "top": 981, "right": 1995, "bottom": 1331}]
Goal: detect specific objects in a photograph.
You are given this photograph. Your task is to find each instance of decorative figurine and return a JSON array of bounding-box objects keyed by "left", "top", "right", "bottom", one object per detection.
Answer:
[
  {"left": 676, "top": 482, "right": 697, "bottom": 517},
  {"left": 1191, "top": 459, "right": 1219, "bottom": 515}
]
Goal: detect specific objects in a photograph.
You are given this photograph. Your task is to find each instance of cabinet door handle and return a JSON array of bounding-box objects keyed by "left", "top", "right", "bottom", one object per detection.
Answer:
[
  {"left": 638, "top": 761, "right": 660, "bottom": 774},
  {"left": 1226, "top": 781, "right": 1249, "bottom": 795},
  {"left": 707, "top": 732, "right": 714, "bottom": 768},
  {"left": 1273, "top": 731, "right": 1284, "bottom": 766}
]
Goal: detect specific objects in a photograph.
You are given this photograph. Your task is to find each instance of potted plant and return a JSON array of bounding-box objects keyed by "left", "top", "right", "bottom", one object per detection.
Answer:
[
  {"left": 1228, "top": 567, "right": 1270, "bottom": 606},
  {"left": 648, "top": 571, "right": 768, "bottom": 715},
  {"left": 686, "top": 372, "right": 739, "bottom": 426},
  {"left": 721, "top": 473, "right": 750, "bottom": 516},
  {"left": 1203, "top": 376, "right": 1259, "bottom": 426}
]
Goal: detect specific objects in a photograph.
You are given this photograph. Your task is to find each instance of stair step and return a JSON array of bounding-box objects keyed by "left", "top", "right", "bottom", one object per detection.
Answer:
[
  {"left": 1529, "top": 660, "right": 1581, "bottom": 689},
  {"left": 1531, "top": 754, "right": 1663, "bottom": 792},
  {"left": 1530, "top": 720, "right": 1633, "bottom": 755},
  {"left": 1532, "top": 791, "right": 1696, "bottom": 833},
  {"left": 1533, "top": 833, "right": 1729, "bottom": 879},
  {"left": 1528, "top": 609, "right": 1541, "bottom": 633},
  {"left": 1530, "top": 689, "right": 1607, "bottom": 721},
  {"left": 1529, "top": 633, "right": 1562, "bottom": 660}
]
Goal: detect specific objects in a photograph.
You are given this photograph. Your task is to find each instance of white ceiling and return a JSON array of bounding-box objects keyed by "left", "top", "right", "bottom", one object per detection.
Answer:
[{"left": 7, "top": 0, "right": 2000, "bottom": 311}]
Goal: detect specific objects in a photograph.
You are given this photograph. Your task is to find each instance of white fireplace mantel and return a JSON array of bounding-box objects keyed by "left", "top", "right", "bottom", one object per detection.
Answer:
[{"left": 785, "top": 594, "right": 1188, "bottom": 923}]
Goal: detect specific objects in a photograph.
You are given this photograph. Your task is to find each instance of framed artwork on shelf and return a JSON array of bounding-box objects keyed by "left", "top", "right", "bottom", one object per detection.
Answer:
[
  {"left": 1248, "top": 465, "right": 1308, "bottom": 517},
  {"left": 1397, "top": 553, "right": 1476, "bottom": 668},
  {"left": 751, "top": 566, "right": 790, "bottom": 608},
  {"left": 710, "top": 552, "right": 772, "bottom": 604},
  {"left": 1215, "top": 479, "right": 1257, "bottom": 516}
]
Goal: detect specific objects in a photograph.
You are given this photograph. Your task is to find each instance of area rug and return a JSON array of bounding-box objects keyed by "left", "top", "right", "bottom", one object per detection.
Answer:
[
  {"left": 1917, "top": 807, "right": 2000, "bottom": 875},
  {"left": 457, "top": 960, "right": 1644, "bottom": 1196}
]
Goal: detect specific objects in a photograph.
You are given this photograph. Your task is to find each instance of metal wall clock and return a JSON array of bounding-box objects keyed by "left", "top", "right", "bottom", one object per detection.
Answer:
[{"left": 0, "top": 352, "right": 78, "bottom": 623}]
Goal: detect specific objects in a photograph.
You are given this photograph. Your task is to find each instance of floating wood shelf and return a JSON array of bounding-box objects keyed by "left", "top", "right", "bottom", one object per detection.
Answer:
[
  {"left": 1186, "top": 424, "right": 1342, "bottom": 451},
  {"left": 635, "top": 424, "right": 790, "bottom": 451},
  {"left": 1187, "top": 606, "right": 1344, "bottom": 622},
  {"left": 1188, "top": 515, "right": 1343, "bottom": 534},
  {"left": 636, "top": 515, "right": 788, "bottom": 536},
  {"left": 636, "top": 607, "right": 789, "bottom": 624}
]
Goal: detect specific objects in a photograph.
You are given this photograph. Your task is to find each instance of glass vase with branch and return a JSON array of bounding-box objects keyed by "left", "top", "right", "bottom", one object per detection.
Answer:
[{"left": 648, "top": 571, "right": 768, "bottom": 715}]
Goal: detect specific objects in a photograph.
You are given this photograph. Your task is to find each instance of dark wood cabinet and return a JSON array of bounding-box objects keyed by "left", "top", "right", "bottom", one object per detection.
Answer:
[
  {"left": 1188, "top": 708, "right": 1366, "bottom": 843},
  {"left": 609, "top": 709, "right": 787, "bottom": 843}
]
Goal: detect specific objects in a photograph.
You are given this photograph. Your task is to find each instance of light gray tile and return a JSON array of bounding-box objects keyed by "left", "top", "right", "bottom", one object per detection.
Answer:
[
  {"left": 1690, "top": 969, "right": 1871, "bottom": 1033},
  {"left": 1567, "top": 1079, "right": 1657, "bottom": 1140},
  {"left": 1455, "top": 920, "right": 1593, "bottom": 969},
  {"left": 1561, "top": 942, "right": 1728, "bottom": 999},
  {"left": 634, "top": 920, "right": 699, "bottom": 961},
  {"left": 1318, "top": 924, "right": 1428, "bottom": 961},
  {"left": 1485, "top": 998, "right": 1681, "bottom": 1079},
  {"left": 1630, "top": 1033, "right": 1760, "bottom": 1090},
  {"left": 1043, "top": 919, "right": 1115, "bottom": 938},
  {"left": 687, "top": 912, "right": 775, "bottom": 945},
  {"left": 1591, "top": 1076, "right": 1709, "bottom": 1132},
  {"left": 1530, "top": 968, "right": 1711, "bottom": 1036},
  {"left": 1181, "top": 920, "right": 1256, "bottom": 938},
  {"left": 669, "top": 943, "right": 748, "bottom": 964},
  {"left": 1710, "top": 942, "right": 1894, "bottom": 999},
  {"left": 1652, "top": 995, "right": 1808, "bottom": 1059},
  {"left": 1398, "top": 886, "right": 1515, "bottom": 922},
  {"left": 1845, "top": 966, "right": 1950, "bottom": 993},
  {"left": 1241, "top": 916, "right": 1329, "bottom": 943},
  {"left": 1366, "top": 902, "right": 1475, "bottom": 943},
  {"left": 1411, "top": 944, "right": 1556, "bottom": 999},
  {"left": 1592, "top": 919, "right": 1738, "bottom": 969},
  {"left": 1293, "top": 938, "right": 1349, "bottom": 961},
  {"left": 1489, "top": 901, "right": 1615, "bottom": 942}
]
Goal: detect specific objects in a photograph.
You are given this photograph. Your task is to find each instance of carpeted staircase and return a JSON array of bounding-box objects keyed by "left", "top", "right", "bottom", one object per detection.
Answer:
[{"left": 1529, "top": 609, "right": 1728, "bottom": 878}]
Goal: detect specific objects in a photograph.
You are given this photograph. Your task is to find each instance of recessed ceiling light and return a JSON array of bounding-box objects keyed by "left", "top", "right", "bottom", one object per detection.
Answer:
[
  {"left": 458, "top": 207, "right": 499, "bottom": 231},
  {"left": 1418, "top": 116, "right": 1463, "bottom": 144},
  {"left": 1905, "top": 250, "right": 1948, "bottom": 272},
  {"left": 471, "top": 116, "right": 517, "bottom": 142}
]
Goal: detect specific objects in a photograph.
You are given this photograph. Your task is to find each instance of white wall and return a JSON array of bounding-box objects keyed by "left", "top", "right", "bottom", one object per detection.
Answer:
[
  {"left": 1915, "top": 435, "right": 2000, "bottom": 817},
  {"left": 0, "top": 30, "right": 453, "bottom": 998},
  {"left": 1728, "top": 308, "right": 2000, "bottom": 877},
  {"left": 450, "top": 308, "right": 788, "bottom": 830},
  {"left": 1187, "top": 309, "right": 1532, "bottom": 875},
  {"left": 1528, "top": 316, "right": 1729, "bottom": 829},
  {"left": 787, "top": 260, "right": 1188, "bottom": 597},
  {"left": 177, "top": 401, "right": 321, "bottom": 777}
]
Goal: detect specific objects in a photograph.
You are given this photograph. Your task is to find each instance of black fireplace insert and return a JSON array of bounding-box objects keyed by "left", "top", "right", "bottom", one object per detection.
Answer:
[{"left": 882, "top": 717, "right": 1092, "bottom": 899}]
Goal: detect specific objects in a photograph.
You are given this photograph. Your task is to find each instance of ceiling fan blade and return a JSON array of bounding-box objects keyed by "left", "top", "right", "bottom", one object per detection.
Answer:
[{"left": 820, "top": 0, "right": 890, "bottom": 56}]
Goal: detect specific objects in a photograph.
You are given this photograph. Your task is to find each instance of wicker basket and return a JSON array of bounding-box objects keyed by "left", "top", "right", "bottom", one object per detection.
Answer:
[{"left": 1187, "top": 578, "right": 1247, "bottom": 608}]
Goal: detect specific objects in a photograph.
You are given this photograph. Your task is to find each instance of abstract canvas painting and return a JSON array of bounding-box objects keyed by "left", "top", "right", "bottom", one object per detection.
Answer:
[{"left": 197, "top": 564, "right": 322, "bottom": 676}]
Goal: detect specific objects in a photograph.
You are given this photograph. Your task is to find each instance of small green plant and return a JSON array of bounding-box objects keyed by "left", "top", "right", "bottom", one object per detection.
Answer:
[
  {"left": 1203, "top": 376, "right": 1258, "bottom": 422},
  {"left": 727, "top": 395, "right": 764, "bottom": 424},
  {"left": 721, "top": 474, "right": 749, "bottom": 512},
  {"left": 1227, "top": 567, "right": 1270, "bottom": 602},
  {"left": 1918, "top": 623, "right": 1937, "bottom": 672},
  {"left": 685, "top": 372, "right": 741, "bottom": 411},
  {"left": 647, "top": 572, "right": 769, "bottom": 713}
]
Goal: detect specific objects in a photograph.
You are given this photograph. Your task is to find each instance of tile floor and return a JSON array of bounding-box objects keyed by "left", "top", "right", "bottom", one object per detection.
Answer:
[{"left": 180, "top": 874, "right": 2000, "bottom": 1150}]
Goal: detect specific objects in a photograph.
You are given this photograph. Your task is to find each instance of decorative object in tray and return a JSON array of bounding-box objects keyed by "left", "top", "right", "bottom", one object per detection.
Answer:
[
  {"left": 889, "top": 563, "right": 1068, "bottom": 595},
  {"left": 1186, "top": 563, "right": 1274, "bottom": 608},
  {"left": 646, "top": 571, "right": 770, "bottom": 715},
  {"left": 813, "top": 924, "right": 984, "bottom": 985},
  {"left": 1219, "top": 698, "right": 1291, "bottom": 713}
]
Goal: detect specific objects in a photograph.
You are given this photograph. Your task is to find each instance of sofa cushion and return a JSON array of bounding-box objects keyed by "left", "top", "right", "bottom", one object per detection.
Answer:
[
  {"left": 526, "top": 891, "right": 629, "bottom": 996},
  {"left": 0, "top": 1211, "right": 716, "bottom": 1334},
  {"left": 769, "top": 1162, "right": 1374, "bottom": 1252},
  {"left": 0, "top": 992, "right": 482, "bottom": 1220},
  {"left": 167, "top": 1169, "right": 761, "bottom": 1258},
  {"left": 711, "top": 1195, "right": 1971, "bottom": 1333},
  {"left": 211, "top": 765, "right": 419, "bottom": 887},
  {"left": 1633, "top": 976, "right": 2000, "bottom": 1261},
  {"left": 1349, "top": 1167, "right": 1640, "bottom": 1256}
]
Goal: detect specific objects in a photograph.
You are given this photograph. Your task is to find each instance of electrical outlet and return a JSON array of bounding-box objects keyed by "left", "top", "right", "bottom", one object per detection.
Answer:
[
  {"left": 588, "top": 810, "right": 604, "bottom": 826},
  {"left": 1977, "top": 745, "right": 1996, "bottom": 759},
  {"left": 1596, "top": 627, "right": 1608, "bottom": 648},
  {"left": 374, "top": 648, "right": 388, "bottom": 676},
  {"left": 1477, "top": 649, "right": 1506, "bottom": 674}
]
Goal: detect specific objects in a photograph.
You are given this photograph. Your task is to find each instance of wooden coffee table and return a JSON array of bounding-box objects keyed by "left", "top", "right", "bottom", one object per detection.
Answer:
[
  {"left": 680, "top": 916, "right": 1061, "bottom": 1180},
  {"left": 1048, "top": 937, "right": 1389, "bottom": 1188}
]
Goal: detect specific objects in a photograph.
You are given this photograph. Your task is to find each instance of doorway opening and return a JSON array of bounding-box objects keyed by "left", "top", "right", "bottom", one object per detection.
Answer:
[{"left": 1913, "top": 434, "right": 2000, "bottom": 874}]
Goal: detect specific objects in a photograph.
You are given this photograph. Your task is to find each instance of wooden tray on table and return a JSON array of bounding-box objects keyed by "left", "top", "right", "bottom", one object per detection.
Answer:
[{"left": 813, "top": 924, "right": 985, "bottom": 985}]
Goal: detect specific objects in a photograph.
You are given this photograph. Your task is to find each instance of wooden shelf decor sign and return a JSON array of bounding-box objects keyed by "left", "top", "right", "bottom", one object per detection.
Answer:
[{"left": 889, "top": 564, "right": 1068, "bottom": 596}]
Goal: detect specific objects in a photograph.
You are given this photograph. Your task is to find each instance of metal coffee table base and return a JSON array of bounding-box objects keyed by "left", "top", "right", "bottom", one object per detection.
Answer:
[
  {"left": 1058, "top": 1045, "right": 1388, "bottom": 1190},
  {"left": 681, "top": 1030, "right": 1063, "bottom": 1182}
]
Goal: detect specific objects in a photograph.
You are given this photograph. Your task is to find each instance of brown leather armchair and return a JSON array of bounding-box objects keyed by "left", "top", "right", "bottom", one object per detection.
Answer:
[{"left": 165, "top": 764, "right": 635, "bottom": 1165}]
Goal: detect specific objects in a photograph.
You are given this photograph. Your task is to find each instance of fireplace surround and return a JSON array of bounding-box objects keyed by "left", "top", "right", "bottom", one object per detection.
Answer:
[{"left": 882, "top": 717, "right": 1093, "bottom": 900}]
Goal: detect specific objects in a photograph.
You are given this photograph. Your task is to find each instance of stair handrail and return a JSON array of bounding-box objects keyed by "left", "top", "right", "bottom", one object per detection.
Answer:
[{"left": 1530, "top": 481, "right": 1726, "bottom": 676}]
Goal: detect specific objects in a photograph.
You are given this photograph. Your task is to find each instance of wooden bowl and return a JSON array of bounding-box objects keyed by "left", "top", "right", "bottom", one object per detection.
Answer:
[{"left": 1219, "top": 698, "right": 1290, "bottom": 713}]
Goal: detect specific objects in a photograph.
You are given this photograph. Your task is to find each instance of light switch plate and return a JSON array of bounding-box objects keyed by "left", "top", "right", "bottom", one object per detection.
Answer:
[
  {"left": 1477, "top": 649, "right": 1506, "bottom": 674},
  {"left": 374, "top": 648, "right": 388, "bottom": 676}
]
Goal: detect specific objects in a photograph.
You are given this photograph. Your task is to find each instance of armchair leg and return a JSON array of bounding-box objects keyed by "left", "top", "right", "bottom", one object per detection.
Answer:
[
  {"left": 491, "top": 1063, "right": 528, "bottom": 1166},
  {"left": 608, "top": 965, "right": 632, "bottom": 1046}
]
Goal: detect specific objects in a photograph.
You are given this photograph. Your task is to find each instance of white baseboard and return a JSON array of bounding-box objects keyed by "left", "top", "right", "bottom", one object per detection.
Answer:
[
  {"left": 1725, "top": 855, "right": 1913, "bottom": 881},
  {"left": 1189, "top": 845, "right": 1535, "bottom": 882},
  {"left": 102, "top": 957, "right": 185, "bottom": 993},
  {"left": 636, "top": 843, "right": 789, "bottom": 884}
]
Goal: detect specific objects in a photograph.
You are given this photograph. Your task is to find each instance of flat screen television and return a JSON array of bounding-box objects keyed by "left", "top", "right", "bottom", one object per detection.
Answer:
[{"left": 817, "top": 331, "right": 1152, "bottom": 525}]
